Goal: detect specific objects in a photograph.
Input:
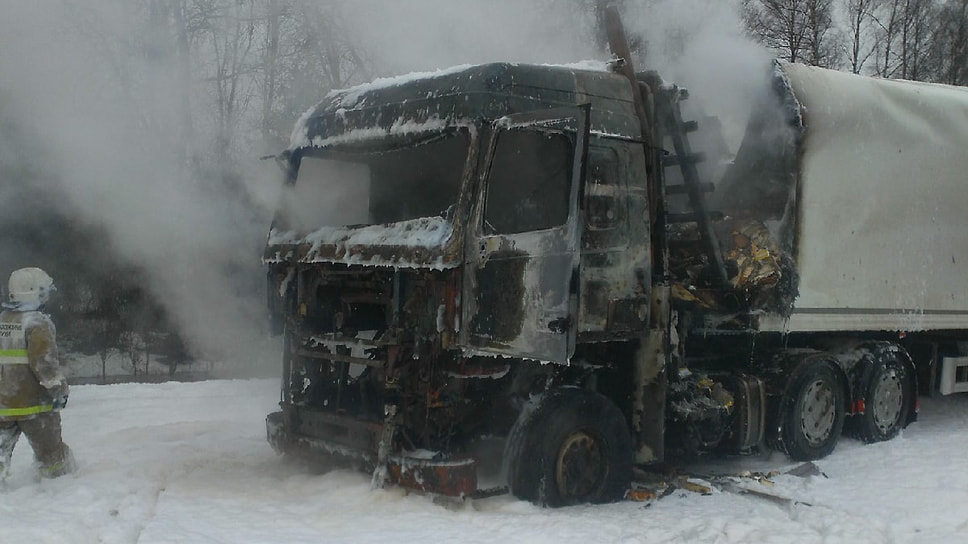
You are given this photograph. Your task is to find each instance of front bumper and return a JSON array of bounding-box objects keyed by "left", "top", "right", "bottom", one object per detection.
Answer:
[{"left": 267, "top": 410, "right": 478, "bottom": 497}]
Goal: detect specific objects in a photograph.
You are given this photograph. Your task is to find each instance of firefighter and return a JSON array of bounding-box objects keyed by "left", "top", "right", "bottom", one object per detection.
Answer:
[{"left": 0, "top": 267, "right": 75, "bottom": 480}]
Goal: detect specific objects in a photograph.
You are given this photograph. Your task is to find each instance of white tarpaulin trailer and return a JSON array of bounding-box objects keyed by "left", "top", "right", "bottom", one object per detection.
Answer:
[{"left": 756, "top": 62, "right": 968, "bottom": 333}]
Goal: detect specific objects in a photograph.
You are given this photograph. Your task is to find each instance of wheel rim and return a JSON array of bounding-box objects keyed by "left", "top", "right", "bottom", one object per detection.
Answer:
[
  {"left": 871, "top": 369, "right": 904, "bottom": 433},
  {"left": 556, "top": 430, "right": 606, "bottom": 501},
  {"left": 800, "top": 379, "right": 836, "bottom": 446}
]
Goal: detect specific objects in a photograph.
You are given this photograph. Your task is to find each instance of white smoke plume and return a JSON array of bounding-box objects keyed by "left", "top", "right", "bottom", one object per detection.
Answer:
[{"left": 0, "top": 2, "right": 278, "bottom": 372}]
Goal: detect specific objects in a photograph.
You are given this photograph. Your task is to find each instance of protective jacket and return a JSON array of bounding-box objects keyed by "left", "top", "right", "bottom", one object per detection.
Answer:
[{"left": 0, "top": 309, "right": 68, "bottom": 420}]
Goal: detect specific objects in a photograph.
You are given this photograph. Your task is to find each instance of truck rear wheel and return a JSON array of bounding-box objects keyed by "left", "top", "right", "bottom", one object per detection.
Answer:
[
  {"left": 775, "top": 359, "right": 846, "bottom": 461},
  {"left": 848, "top": 354, "right": 912, "bottom": 443},
  {"left": 504, "top": 388, "right": 632, "bottom": 507}
]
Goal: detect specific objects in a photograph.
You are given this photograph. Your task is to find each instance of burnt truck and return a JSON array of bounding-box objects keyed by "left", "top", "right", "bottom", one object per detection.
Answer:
[{"left": 263, "top": 18, "right": 968, "bottom": 506}]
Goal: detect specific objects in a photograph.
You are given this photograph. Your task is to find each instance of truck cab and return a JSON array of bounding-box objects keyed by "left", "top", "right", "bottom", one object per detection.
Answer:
[{"left": 265, "top": 63, "right": 666, "bottom": 502}]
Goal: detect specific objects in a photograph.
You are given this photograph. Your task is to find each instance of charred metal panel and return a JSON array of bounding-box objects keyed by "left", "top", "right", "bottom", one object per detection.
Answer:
[
  {"left": 472, "top": 249, "right": 527, "bottom": 341},
  {"left": 578, "top": 141, "right": 651, "bottom": 336},
  {"left": 632, "top": 286, "right": 671, "bottom": 463},
  {"left": 467, "top": 231, "right": 577, "bottom": 362},
  {"left": 462, "top": 106, "right": 589, "bottom": 364},
  {"left": 388, "top": 456, "right": 477, "bottom": 497},
  {"left": 293, "top": 406, "right": 383, "bottom": 453},
  {"left": 293, "top": 63, "right": 639, "bottom": 153}
]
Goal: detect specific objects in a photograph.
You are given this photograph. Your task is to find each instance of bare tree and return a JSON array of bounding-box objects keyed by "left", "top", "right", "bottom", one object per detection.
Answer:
[
  {"left": 805, "top": 0, "right": 841, "bottom": 66},
  {"left": 171, "top": 0, "right": 197, "bottom": 170},
  {"left": 743, "top": 0, "right": 841, "bottom": 67},
  {"left": 256, "top": 0, "right": 373, "bottom": 149},
  {"left": 843, "top": 0, "right": 881, "bottom": 73},
  {"left": 928, "top": 0, "right": 968, "bottom": 84},
  {"left": 872, "top": 0, "right": 938, "bottom": 80},
  {"left": 899, "top": 0, "right": 935, "bottom": 80},
  {"left": 203, "top": 0, "right": 259, "bottom": 171},
  {"left": 260, "top": 0, "right": 282, "bottom": 147}
]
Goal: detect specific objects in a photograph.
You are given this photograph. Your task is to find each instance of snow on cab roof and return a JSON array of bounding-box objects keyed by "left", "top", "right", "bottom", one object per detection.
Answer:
[{"left": 289, "top": 61, "right": 612, "bottom": 149}]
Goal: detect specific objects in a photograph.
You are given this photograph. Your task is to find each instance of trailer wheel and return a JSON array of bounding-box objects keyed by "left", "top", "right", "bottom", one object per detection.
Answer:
[
  {"left": 505, "top": 388, "right": 632, "bottom": 507},
  {"left": 776, "top": 360, "right": 846, "bottom": 461},
  {"left": 848, "top": 354, "right": 912, "bottom": 443}
]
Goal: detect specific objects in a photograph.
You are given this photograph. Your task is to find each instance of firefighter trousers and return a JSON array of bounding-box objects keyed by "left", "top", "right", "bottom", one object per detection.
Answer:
[{"left": 0, "top": 412, "right": 75, "bottom": 479}]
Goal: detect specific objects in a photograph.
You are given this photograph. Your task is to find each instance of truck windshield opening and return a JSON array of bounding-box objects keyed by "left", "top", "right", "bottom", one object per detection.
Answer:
[{"left": 281, "top": 130, "right": 469, "bottom": 232}]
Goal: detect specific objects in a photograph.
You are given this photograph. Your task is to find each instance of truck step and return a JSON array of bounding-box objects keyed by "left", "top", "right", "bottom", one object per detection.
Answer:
[{"left": 940, "top": 356, "right": 968, "bottom": 394}]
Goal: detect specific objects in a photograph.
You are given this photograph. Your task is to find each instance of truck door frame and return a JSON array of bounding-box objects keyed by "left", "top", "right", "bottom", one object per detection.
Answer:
[{"left": 461, "top": 105, "right": 590, "bottom": 364}]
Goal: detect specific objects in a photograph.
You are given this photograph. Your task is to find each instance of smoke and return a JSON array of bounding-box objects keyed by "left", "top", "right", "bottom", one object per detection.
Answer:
[
  {"left": 341, "top": 0, "right": 602, "bottom": 72},
  {"left": 624, "top": 0, "right": 774, "bottom": 150},
  {"left": 0, "top": 2, "right": 279, "bottom": 373},
  {"left": 0, "top": 0, "right": 768, "bottom": 372},
  {"left": 340, "top": 0, "right": 771, "bottom": 151}
]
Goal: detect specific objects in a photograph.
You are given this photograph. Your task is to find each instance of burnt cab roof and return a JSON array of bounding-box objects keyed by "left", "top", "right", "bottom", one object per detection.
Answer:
[{"left": 289, "top": 62, "right": 642, "bottom": 150}]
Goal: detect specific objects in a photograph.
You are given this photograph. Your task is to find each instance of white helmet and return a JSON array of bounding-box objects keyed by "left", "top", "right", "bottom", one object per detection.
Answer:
[{"left": 7, "top": 267, "right": 55, "bottom": 308}]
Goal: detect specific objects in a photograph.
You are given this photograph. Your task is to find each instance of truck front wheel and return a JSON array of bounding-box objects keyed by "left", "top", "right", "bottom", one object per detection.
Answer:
[
  {"left": 774, "top": 360, "right": 846, "bottom": 461},
  {"left": 505, "top": 388, "right": 632, "bottom": 507}
]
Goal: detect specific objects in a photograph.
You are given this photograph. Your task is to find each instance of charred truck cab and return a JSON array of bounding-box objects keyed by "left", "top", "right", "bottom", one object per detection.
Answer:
[
  {"left": 265, "top": 61, "right": 656, "bottom": 504},
  {"left": 265, "top": 14, "right": 968, "bottom": 506}
]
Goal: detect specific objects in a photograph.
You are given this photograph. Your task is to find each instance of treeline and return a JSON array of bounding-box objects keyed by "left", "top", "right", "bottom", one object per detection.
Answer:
[{"left": 743, "top": 0, "right": 968, "bottom": 84}]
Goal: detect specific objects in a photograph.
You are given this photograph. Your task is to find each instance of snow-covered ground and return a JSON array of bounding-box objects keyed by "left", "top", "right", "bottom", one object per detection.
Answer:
[{"left": 3, "top": 378, "right": 967, "bottom": 544}]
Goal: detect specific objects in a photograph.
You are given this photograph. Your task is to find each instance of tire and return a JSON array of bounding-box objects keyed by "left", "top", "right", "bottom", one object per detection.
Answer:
[
  {"left": 775, "top": 359, "right": 846, "bottom": 461},
  {"left": 505, "top": 388, "right": 633, "bottom": 507},
  {"left": 848, "top": 354, "right": 912, "bottom": 443}
]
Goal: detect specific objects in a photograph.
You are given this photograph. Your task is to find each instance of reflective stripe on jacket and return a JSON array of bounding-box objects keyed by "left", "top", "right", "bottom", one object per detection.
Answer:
[
  {"left": 0, "top": 349, "right": 29, "bottom": 365},
  {"left": 0, "top": 310, "right": 66, "bottom": 421},
  {"left": 0, "top": 404, "right": 54, "bottom": 417},
  {"left": 0, "top": 320, "right": 29, "bottom": 365}
]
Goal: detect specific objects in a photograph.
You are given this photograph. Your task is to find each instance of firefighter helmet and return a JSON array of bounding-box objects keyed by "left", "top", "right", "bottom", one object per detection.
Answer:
[{"left": 7, "top": 267, "right": 55, "bottom": 307}]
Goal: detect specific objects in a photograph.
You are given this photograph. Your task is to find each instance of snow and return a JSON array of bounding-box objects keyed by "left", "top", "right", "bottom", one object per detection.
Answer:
[
  {"left": 288, "top": 61, "right": 608, "bottom": 150},
  {"left": 265, "top": 216, "right": 456, "bottom": 270},
  {"left": 269, "top": 216, "right": 453, "bottom": 250},
  {"left": 3, "top": 377, "right": 968, "bottom": 543},
  {"left": 300, "top": 117, "right": 453, "bottom": 151},
  {"left": 288, "top": 65, "right": 475, "bottom": 149}
]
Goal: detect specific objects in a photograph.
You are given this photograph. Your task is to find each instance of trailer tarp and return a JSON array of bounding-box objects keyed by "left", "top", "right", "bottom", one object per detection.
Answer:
[{"left": 762, "top": 62, "right": 968, "bottom": 332}]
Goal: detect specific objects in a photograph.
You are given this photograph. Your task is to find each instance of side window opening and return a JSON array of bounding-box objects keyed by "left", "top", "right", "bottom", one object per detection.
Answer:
[
  {"left": 582, "top": 145, "right": 627, "bottom": 250},
  {"left": 484, "top": 129, "right": 573, "bottom": 234}
]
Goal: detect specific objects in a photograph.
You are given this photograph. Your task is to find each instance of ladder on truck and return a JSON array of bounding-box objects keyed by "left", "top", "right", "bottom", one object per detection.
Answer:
[
  {"left": 651, "top": 82, "right": 728, "bottom": 288},
  {"left": 603, "top": 4, "right": 727, "bottom": 288}
]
